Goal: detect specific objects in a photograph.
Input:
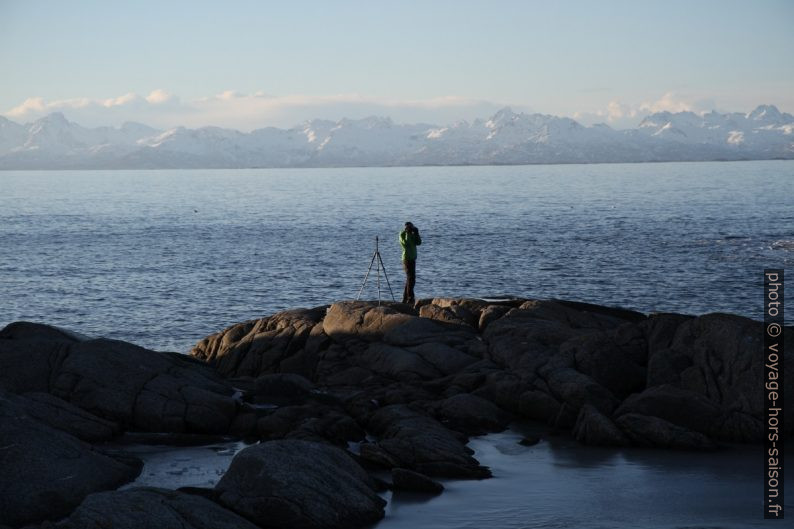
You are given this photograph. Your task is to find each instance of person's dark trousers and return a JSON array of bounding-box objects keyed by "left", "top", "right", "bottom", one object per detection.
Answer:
[{"left": 402, "top": 259, "right": 416, "bottom": 304}]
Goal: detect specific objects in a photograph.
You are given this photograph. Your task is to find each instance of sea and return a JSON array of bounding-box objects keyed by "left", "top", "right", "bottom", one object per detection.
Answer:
[
  {"left": 2, "top": 159, "right": 793, "bottom": 528},
  {"left": 2, "top": 160, "right": 791, "bottom": 351}
]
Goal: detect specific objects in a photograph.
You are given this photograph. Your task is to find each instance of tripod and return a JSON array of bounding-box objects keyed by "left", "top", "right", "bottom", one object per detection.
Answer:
[{"left": 356, "top": 236, "right": 395, "bottom": 304}]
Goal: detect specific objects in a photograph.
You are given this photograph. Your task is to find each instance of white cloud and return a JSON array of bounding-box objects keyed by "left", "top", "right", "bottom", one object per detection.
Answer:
[
  {"left": 638, "top": 92, "right": 692, "bottom": 114},
  {"left": 2, "top": 90, "right": 505, "bottom": 130},
  {"left": 573, "top": 92, "right": 722, "bottom": 129},
  {"left": 6, "top": 89, "right": 753, "bottom": 131},
  {"left": 605, "top": 100, "right": 636, "bottom": 121},
  {"left": 8, "top": 93, "right": 143, "bottom": 117},
  {"left": 6, "top": 97, "right": 48, "bottom": 116},
  {"left": 144, "top": 89, "right": 176, "bottom": 104}
]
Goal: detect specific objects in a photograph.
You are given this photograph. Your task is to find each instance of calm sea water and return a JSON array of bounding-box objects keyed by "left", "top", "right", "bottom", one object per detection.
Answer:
[
  {"left": 375, "top": 428, "right": 792, "bottom": 529},
  {"left": 1, "top": 161, "right": 792, "bottom": 351}
]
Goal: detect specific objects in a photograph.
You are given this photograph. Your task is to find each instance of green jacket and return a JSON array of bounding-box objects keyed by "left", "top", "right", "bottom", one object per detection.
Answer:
[{"left": 399, "top": 229, "right": 422, "bottom": 261}]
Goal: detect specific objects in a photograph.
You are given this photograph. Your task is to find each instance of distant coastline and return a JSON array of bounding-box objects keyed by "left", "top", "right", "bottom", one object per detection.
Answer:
[
  {"left": 1, "top": 105, "right": 792, "bottom": 170},
  {"left": 3, "top": 157, "right": 794, "bottom": 172}
]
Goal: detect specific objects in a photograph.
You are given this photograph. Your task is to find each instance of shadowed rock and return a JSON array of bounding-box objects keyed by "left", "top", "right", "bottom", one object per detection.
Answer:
[
  {"left": 383, "top": 314, "right": 477, "bottom": 348},
  {"left": 363, "top": 404, "right": 491, "bottom": 479},
  {"left": 478, "top": 304, "right": 513, "bottom": 331},
  {"left": 391, "top": 468, "right": 444, "bottom": 494},
  {"left": 0, "top": 322, "right": 238, "bottom": 434},
  {"left": 407, "top": 341, "right": 481, "bottom": 375},
  {"left": 555, "top": 323, "right": 647, "bottom": 399},
  {"left": 484, "top": 309, "right": 588, "bottom": 379},
  {"left": 670, "top": 314, "right": 768, "bottom": 427},
  {"left": 0, "top": 321, "right": 90, "bottom": 342},
  {"left": 428, "top": 393, "right": 511, "bottom": 435},
  {"left": 515, "top": 388, "right": 563, "bottom": 422},
  {"left": 255, "top": 403, "right": 364, "bottom": 445},
  {"left": 541, "top": 367, "right": 621, "bottom": 426},
  {"left": 572, "top": 403, "right": 629, "bottom": 446},
  {"left": 215, "top": 439, "right": 386, "bottom": 529},
  {"left": 357, "top": 342, "right": 445, "bottom": 381},
  {"left": 484, "top": 299, "right": 645, "bottom": 383},
  {"left": 518, "top": 299, "right": 646, "bottom": 329},
  {"left": 54, "top": 487, "right": 260, "bottom": 529},
  {"left": 615, "top": 384, "right": 759, "bottom": 442},
  {"left": 7, "top": 391, "right": 119, "bottom": 442},
  {"left": 242, "top": 372, "right": 316, "bottom": 406},
  {"left": 0, "top": 392, "right": 141, "bottom": 527},
  {"left": 616, "top": 413, "right": 717, "bottom": 450}
]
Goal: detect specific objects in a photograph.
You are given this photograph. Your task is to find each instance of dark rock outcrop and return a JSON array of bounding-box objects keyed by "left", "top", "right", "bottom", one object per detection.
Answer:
[
  {"left": 0, "top": 322, "right": 238, "bottom": 434},
  {"left": 616, "top": 413, "right": 717, "bottom": 450},
  {"left": 555, "top": 323, "right": 647, "bottom": 399},
  {"left": 5, "top": 391, "right": 119, "bottom": 442},
  {"left": 391, "top": 468, "right": 444, "bottom": 494},
  {"left": 615, "top": 384, "right": 760, "bottom": 442},
  {"left": 215, "top": 439, "right": 386, "bottom": 529},
  {"left": 429, "top": 393, "right": 512, "bottom": 435},
  {"left": 192, "top": 307, "right": 328, "bottom": 378},
  {"left": 418, "top": 298, "right": 492, "bottom": 329},
  {"left": 0, "top": 392, "right": 141, "bottom": 527},
  {"left": 0, "top": 295, "right": 787, "bottom": 526},
  {"left": 572, "top": 403, "right": 629, "bottom": 447},
  {"left": 363, "top": 404, "right": 491, "bottom": 479},
  {"left": 54, "top": 488, "right": 260, "bottom": 529},
  {"left": 254, "top": 403, "right": 365, "bottom": 445},
  {"left": 186, "top": 298, "right": 791, "bottom": 452},
  {"left": 239, "top": 373, "right": 316, "bottom": 406}
]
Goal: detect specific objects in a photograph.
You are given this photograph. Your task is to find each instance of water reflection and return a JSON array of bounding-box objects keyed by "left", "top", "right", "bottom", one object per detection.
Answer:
[{"left": 375, "top": 427, "right": 791, "bottom": 529}]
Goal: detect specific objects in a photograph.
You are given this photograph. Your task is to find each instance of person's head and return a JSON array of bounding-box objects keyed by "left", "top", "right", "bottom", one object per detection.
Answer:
[{"left": 404, "top": 221, "right": 414, "bottom": 232}]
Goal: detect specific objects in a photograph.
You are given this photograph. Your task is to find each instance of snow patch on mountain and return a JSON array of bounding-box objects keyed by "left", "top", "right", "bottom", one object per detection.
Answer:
[{"left": 1, "top": 105, "right": 792, "bottom": 169}]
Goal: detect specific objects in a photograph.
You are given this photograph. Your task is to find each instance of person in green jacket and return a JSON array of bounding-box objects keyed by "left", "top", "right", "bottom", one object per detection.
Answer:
[{"left": 399, "top": 221, "right": 422, "bottom": 304}]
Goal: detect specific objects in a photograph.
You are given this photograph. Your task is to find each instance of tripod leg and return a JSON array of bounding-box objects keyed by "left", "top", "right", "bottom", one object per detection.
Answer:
[
  {"left": 376, "top": 251, "right": 396, "bottom": 302},
  {"left": 376, "top": 257, "right": 381, "bottom": 305},
  {"left": 356, "top": 251, "right": 378, "bottom": 300}
]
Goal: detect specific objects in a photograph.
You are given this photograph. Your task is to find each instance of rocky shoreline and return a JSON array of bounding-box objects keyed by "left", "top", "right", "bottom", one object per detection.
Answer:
[{"left": 1, "top": 297, "right": 791, "bottom": 528}]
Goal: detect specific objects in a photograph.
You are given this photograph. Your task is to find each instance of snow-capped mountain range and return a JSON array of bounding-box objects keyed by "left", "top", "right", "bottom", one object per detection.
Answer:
[{"left": 1, "top": 105, "right": 792, "bottom": 169}]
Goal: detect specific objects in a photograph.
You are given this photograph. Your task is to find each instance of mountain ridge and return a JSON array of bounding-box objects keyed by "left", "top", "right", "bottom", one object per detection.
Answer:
[{"left": 1, "top": 105, "right": 792, "bottom": 169}]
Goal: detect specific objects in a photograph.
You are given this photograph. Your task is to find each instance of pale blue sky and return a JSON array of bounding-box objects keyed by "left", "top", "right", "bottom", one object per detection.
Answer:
[{"left": 1, "top": 0, "right": 792, "bottom": 129}]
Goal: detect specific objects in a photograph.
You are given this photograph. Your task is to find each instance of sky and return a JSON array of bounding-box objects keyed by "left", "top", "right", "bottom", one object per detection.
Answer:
[{"left": 1, "top": 0, "right": 793, "bottom": 130}]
